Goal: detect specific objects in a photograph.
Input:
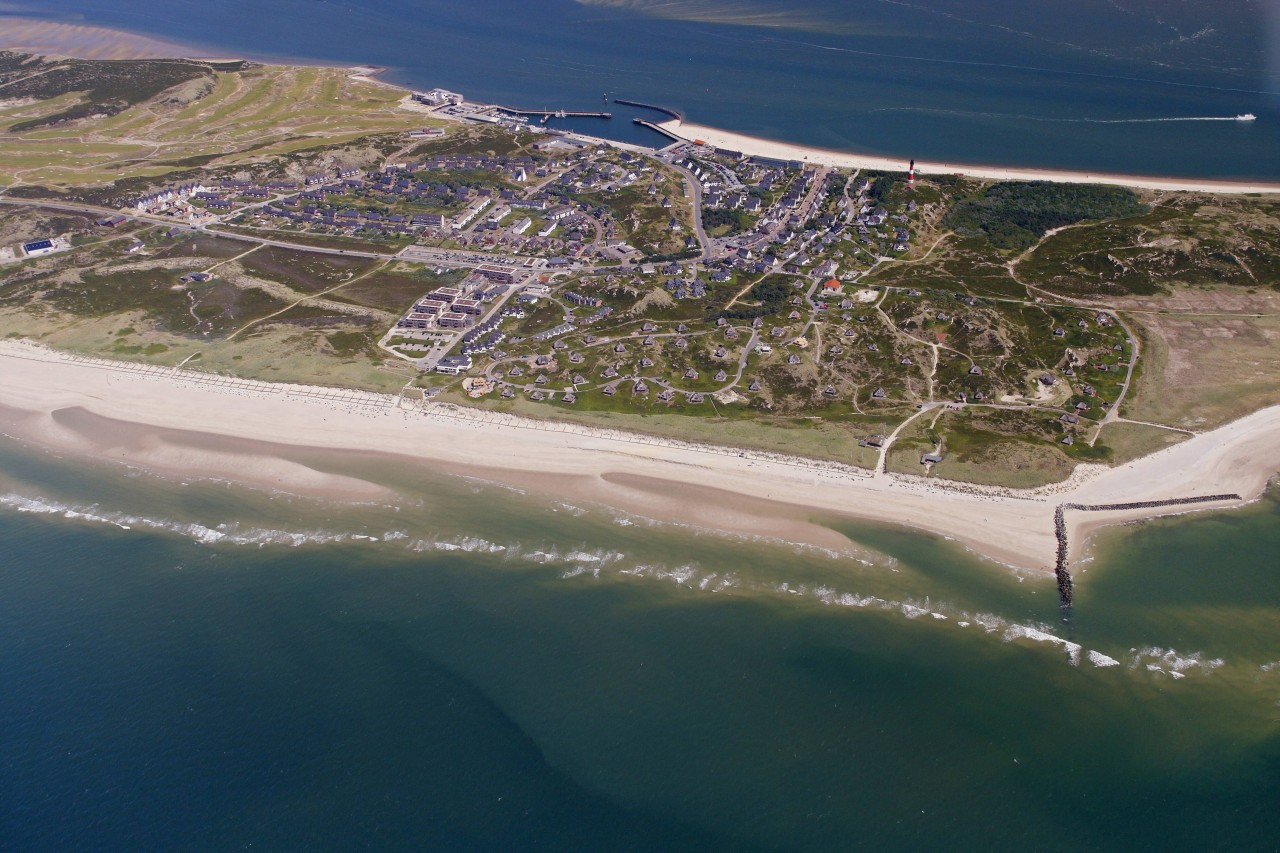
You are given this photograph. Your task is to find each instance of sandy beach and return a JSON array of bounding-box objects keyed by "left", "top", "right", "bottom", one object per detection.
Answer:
[
  {"left": 0, "top": 342, "right": 1275, "bottom": 574},
  {"left": 661, "top": 120, "right": 1280, "bottom": 195}
]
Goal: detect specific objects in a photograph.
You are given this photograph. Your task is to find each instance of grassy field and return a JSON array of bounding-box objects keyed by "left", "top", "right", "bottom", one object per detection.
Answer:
[
  {"left": 1119, "top": 311, "right": 1280, "bottom": 429},
  {"left": 885, "top": 405, "right": 1112, "bottom": 488},
  {"left": 0, "top": 59, "right": 437, "bottom": 192},
  {"left": 1096, "top": 421, "right": 1189, "bottom": 464}
]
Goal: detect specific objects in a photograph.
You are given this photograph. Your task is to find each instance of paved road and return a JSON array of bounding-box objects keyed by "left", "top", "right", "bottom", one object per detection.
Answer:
[{"left": 667, "top": 161, "right": 711, "bottom": 259}]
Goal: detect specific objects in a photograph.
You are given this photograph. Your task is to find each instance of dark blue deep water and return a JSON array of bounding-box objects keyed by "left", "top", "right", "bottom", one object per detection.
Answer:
[
  {"left": 10, "top": 0, "right": 1280, "bottom": 178},
  {"left": 2, "top": 439, "right": 1280, "bottom": 849}
]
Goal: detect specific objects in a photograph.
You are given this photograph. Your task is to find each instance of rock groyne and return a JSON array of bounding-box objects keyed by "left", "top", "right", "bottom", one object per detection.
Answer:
[{"left": 1052, "top": 494, "right": 1242, "bottom": 609}]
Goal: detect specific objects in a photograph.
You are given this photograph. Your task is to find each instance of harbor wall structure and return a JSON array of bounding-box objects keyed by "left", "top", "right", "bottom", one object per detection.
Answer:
[
  {"left": 612, "top": 99, "right": 684, "bottom": 122},
  {"left": 1052, "top": 494, "right": 1243, "bottom": 608},
  {"left": 633, "top": 118, "right": 682, "bottom": 142},
  {"left": 497, "top": 107, "right": 612, "bottom": 119}
]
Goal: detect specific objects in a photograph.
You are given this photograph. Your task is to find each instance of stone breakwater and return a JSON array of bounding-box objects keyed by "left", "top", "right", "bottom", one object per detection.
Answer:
[{"left": 1053, "top": 495, "right": 1243, "bottom": 608}]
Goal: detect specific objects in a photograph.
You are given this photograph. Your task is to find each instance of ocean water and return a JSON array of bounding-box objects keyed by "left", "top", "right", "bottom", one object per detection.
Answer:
[
  {"left": 13, "top": 0, "right": 1280, "bottom": 178},
  {"left": 2, "top": 436, "right": 1280, "bottom": 849}
]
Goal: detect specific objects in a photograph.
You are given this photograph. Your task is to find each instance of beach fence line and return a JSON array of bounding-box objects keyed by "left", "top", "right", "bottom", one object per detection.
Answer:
[
  {"left": 418, "top": 398, "right": 876, "bottom": 482},
  {"left": 24, "top": 344, "right": 872, "bottom": 482},
  {"left": 1053, "top": 494, "right": 1243, "bottom": 608},
  {"left": 46, "top": 349, "right": 399, "bottom": 410}
]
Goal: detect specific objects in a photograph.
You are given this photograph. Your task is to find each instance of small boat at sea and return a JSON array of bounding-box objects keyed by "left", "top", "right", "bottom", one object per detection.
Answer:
[{"left": 1236, "top": 113, "right": 1257, "bottom": 121}]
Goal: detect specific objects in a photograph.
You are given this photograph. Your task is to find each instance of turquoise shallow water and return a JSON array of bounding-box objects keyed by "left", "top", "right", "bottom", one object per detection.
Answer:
[
  {"left": 11, "top": 0, "right": 1280, "bottom": 179},
  {"left": 1, "top": 437, "right": 1279, "bottom": 849}
]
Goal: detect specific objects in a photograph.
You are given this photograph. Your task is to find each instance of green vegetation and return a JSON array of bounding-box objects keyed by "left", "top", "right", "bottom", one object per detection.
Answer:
[
  {"left": 0, "top": 55, "right": 430, "bottom": 193},
  {"left": 0, "top": 53, "right": 218, "bottom": 131},
  {"left": 721, "top": 275, "right": 792, "bottom": 320},
  {"left": 944, "top": 181, "right": 1147, "bottom": 250},
  {"left": 1018, "top": 196, "right": 1280, "bottom": 297},
  {"left": 701, "top": 207, "right": 753, "bottom": 237}
]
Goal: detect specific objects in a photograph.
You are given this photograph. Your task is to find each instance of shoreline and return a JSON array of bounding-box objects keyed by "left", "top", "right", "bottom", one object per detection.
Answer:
[
  {"left": 0, "top": 341, "right": 1276, "bottom": 575},
  {"left": 3, "top": 18, "right": 1279, "bottom": 192},
  {"left": 659, "top": 120, "right": 1280, "bottom": 195}
]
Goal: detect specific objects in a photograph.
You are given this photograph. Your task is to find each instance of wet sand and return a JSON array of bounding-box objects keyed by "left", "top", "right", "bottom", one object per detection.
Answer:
[
  {"left": 0, "top": 19, "right": 198, "bottom": 60},
  {"left": 1, "top": 342, "right": 1276, "bottom": 573}
]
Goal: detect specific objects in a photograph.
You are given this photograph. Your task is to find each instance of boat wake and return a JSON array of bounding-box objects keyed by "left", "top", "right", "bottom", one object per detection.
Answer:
[{"left": 871, "top": 107, "right": 1257, "bottom": 124}]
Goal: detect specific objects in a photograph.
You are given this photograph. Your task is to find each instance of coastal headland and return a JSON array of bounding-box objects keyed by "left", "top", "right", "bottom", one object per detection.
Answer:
[{"left": 0, "top": 342, "right": 1274, "bottom": 576}]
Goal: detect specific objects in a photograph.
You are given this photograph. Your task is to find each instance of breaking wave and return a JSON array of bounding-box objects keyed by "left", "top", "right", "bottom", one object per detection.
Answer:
[
  {"left": 408, "top": 536, "right": 507, "bottom": 554},
  {"left": 2, "top": 490, "right": 1243, "bottom": 684},
  {"left": 0, "top": 492, "right": 380, "bottom": 547},
  {"left": 549, "top": 547, "right": 1238, "bottom": 677}
]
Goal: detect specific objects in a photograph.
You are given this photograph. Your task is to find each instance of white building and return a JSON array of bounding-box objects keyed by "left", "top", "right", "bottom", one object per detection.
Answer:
[
  {"left": 511, "top": 217, "right": 532, "bottom": 235},
  {"left": 21, "top": 238, "right": 56, "bottom": 257},
  {"left": 453, "top": 197, "right": 491, "bottom": 230},
  {"left": 414, "top": 88, "right": 464, "bottom": 107}
]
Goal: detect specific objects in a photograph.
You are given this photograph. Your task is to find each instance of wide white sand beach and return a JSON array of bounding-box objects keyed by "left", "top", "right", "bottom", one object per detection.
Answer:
[
  {"left": 1, "top": 342, "right": 1276, "bottom": 574},
  {"left": 661, "top": 120, "right": 1280, "bottom": 195}
]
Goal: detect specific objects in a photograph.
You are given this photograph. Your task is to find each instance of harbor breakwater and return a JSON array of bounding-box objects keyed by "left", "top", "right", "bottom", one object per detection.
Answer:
[
  {"left": 1053, "top": 495, "right": 1243, "bottom": 608},
  {"left": 612, "top": 98, "right": 683, "bottom": 122}
]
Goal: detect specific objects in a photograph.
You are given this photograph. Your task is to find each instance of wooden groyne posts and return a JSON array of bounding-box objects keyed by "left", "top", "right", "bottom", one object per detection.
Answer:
[
  {"left": 1052, "top": 494, "right": 1243, "bottom": 609},
  {"left": 612, "top": 99, "right": 684, "bottom": 122}
]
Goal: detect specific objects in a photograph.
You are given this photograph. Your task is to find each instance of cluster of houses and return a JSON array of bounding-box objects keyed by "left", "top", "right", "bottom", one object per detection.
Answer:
[
  {"left": 662, "top": 277, "right": 707, "bottom": 299},
  {"left": 396, "top": 282, "right": 493, "bottom": 333},
  {"left": 132, "top": 179, "right": 320, "bottom": 217},
  {"left": 131, "top": 182, "right": 213, "bottom": 215},
  {"left": 563, "top": 290, "right": 601, "bottom": 308},
  {"left": 682, "top": 152, "right": 812, "bottom": 218},
  {"left": 564, "top": 154, "right": 648, "bottom": 193}
]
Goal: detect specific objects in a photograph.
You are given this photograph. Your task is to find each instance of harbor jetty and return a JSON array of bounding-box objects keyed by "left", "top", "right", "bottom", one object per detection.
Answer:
[
  {"left": 1052, "top": 494, "right": 1242, "bottom": 609},
  {"left": 612, "top": 98, "right": 683, "bottom": 122},
  {"left": 497, "top": 107, "right": 612, "bottom": 120},
  {"left": 633, "top": 118, "right": 682, "bottom": 142}
]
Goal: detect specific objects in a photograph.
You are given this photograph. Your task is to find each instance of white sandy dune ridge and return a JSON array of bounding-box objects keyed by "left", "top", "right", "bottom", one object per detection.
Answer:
[
  {"left": 0, "top": 340, "right": 1277, "bottom": 572},
  {"left": 661, "top": 121, "right": 1280, "bottom": 195}
]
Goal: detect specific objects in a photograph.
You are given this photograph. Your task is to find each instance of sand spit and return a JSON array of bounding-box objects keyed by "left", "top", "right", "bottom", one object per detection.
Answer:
[
  {"left": 1, "top": 342, "right": 1277, "bottom": 572},
  {"left": 0, "top": 19, "right": 199, "bottom": 61},
  {"left": 662, "top": 121, "right": 1280, "bottom": 195}
]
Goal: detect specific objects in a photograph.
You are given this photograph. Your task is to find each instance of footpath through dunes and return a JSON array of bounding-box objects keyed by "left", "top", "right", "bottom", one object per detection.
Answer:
[
  {"left": 660, "top": 120, "right": 1280, "bottom": 195},
  {"left": 0, "top": 341, "right": 1277, "bottom": 576}
]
